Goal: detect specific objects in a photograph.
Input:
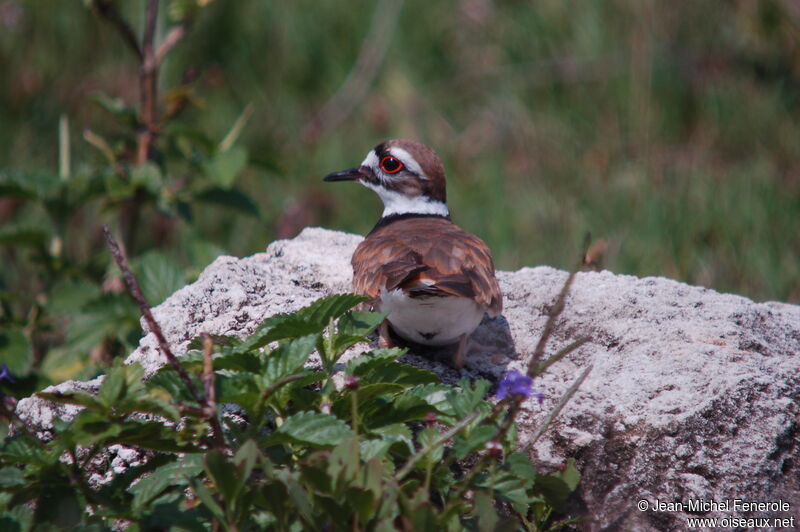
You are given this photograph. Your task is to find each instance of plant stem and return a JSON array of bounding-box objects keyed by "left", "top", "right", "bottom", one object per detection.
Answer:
[
  {"left": 103, "top": 226, "right": 203, "bottom": 406},
  {"left": 396, "top": 411, "right": 479, "bottom": 481},
  {"left": 137, "top": 0, "right": 159, "bottom": 165}
]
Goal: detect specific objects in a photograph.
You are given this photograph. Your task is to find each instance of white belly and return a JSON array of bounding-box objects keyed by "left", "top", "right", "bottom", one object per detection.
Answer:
[{"left": 378, "top": 288, "right": 486, "bottom": 346}]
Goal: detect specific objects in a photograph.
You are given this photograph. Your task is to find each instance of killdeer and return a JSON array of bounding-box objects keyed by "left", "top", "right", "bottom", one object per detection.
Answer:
[{"left": 324, "top": 140, "right": 502, "bottom": 369}]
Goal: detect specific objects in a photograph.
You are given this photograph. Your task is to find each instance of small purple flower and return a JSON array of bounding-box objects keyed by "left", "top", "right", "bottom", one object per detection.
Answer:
[
  {"left": 496, "top": 369, "right": 536, "bottom": 401},
  {"left": 0, "top": 364, "right": 15, "bottom": 384}
]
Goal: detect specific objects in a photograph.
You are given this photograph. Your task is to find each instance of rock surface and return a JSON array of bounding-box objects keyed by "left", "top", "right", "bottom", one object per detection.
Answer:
[{"left": 16, "top": 227, "right": 800, "bottom": 530}]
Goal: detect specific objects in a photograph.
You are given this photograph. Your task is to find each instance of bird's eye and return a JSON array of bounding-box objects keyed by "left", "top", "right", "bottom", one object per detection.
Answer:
[{"left": 380, "top": 156, "right": 403, "bottom": 174}]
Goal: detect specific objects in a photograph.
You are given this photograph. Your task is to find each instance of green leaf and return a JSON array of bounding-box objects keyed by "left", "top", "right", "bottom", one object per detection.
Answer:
[
  {"left": 189, "top": 476, "right": 226, "bottom": 522},
  {"left": 0, "top": 467, "right": 25, "bottom": 488},
  {"left": 63, "top": 293, "right": 140, "bottom": 356},
  {"left": 301, "top": 294, "right": 368, "bottom": 326},
  {"left": 204, "top": 450, "right": 241, "bottom": 505},
  {"left": 193, "top": 187, "right": 260, "bottom": 217},
  {"left": 98, "top": 362, "right": 145, "bottom": 407},
  {"left": 261, "top": 334, "right": 318, "bottom": 386},
  {"left": 271, "top": 411, "right": 354, "bottom": 448},
  {"left": 0, "top": 226, "right": 49, "bottom": 248},
  {"left": 417, "top": 427, "right": 444, "bottom": 467},
  {"left": 130, "top": 162, "right": 163, "bottom": 194},
  {"left": 48, "top": 279, "right": 102, "bottom": 315},
  {"left": 453, "top": 424, "right": 497, "bottom": 459},
  {"left": 475, "top": 491, "right": 499, "bottom": 532},
  {"left": 336, "top": 311, "right": 387, "bottom": 337},
  {"left": 128, "top": 455, "right": 202, "bottom": 510},
  {"left": 352, "top": 358, "right": 438, "bottom": 387},
  {"left": 0, "top": 435, "right": 57, "bottom": 466},
  {"left": 203, "top": 147, "right": 247, "bottom": 189},
  {"left": 133, "top": 251, "right": 186, "bottom": 306},
  {"left": 532, "top": 458, "right": 580, "bottom": 512},
  {"left": 91, "top": 92, "right": 139, "bottom": 126},
  {"left": 0, "top": 327, "right": 33, "bottom": 377},
  {"left": 447, "top": 379, "right": 492, "bottom": 418},
  {"left": 71, "top": 409, "right": 122, "bottom": 445},
  {"left": 402, "top": 383, "right": 453, "bottom": 415}
]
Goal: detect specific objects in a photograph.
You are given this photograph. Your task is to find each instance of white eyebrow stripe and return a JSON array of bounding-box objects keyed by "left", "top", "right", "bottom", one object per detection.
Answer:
[
  {"left": 388, "top": 146, "right": 428, "bottom": 180},
  {"left": 360, "top": 150, "right": 379, "bottom": 169}
]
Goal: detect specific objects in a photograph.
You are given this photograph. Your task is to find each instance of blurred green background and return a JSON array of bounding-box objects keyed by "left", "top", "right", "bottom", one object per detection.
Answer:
[{"left": 1, "top": 0, "right": 799, "bottom": 387}]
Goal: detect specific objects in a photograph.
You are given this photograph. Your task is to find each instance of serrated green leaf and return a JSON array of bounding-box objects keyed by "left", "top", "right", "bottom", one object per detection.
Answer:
[
  {"left": 189, "top": 476, "right": 226, "bottom": 522},
  {"left": 475, "top": 491, "right": 499, "bottom": 532},
  {"left": 98, "top": 363, "right": 145, "bottom": 407},
  {"left": 146, "top": 370, "right": 199, "bottom": 403},
  {"left": 505, "top": 452, "right": 537, "bottom": 481},
  {"left": 302, "top": 294, "right": 367, "bottom": 326},
  {"left": 352, "top": 359, "right": 438, "bottom": 387},
  {"left": 417, "top": 427, "right": 443, "bottom": 467},
  {"left": 261, "top": 334, "right": 318, "bottom": 386},
  {"left": 402, "top": 383, "right": 453, "bottom": 416},
  {"left": 203, "top": 147, "right": 247, "bottom": 189},
  {"left": 0, "top": 327, "right": 33, "bottom": 377},
  {"left": 133, "top": 251, "right": 186, "bottom": 306},
  {"left": 447, "top": 378, "right": 492, "bottom": 418},
  {"left": 453, "top": 425, "right": 498, "bottom": 460},
  {"left": 204, "top": 450, "right": 240, "bottom": 505},
  {"left": 0, "top": 467, "right": 25, "bottom": 488},
  {"left": 271, "top": 411, "right": 354, "bottom": 448},
  {"left": 63, "top": 293, "right": 140, "bottom": 355},
  {"left": 345, "top": 348, "right": 405, "bottom": 375},
  {"left": 48, "top": 279, "right": 102, "bottom": 315},
  {"left": 71, "top": 409, "right": 123, "bottom": 446},
  {"left": 0, "top": 435, "right": 57, "bottom": 467},
  {"left": 336, "top": 311, "right": 386, "bottom": 337},
  {"left": 128, "top": 455, "right": 203, "bottom": 510}
]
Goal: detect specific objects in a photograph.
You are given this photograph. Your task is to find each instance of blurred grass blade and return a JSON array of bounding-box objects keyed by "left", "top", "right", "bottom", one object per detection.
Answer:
[
  {"left": 59, "top": 115, "right": 70, "bottom": 181},
  {"left": 219, "top": 103, "right": 254, "bottom": 152},
  {"left": 526, "top": 365, "right": 592, "bottom": 448}
]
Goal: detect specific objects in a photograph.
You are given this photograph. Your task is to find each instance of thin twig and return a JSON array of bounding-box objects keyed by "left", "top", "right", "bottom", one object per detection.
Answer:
[
  {"left": 531, "top": 336, "right": 591, "bottom": 378},
  {"left": 156, "top": 23, "right": 189, "bottom": 65},
  {"left": 396, "top": 410, "right": 480, "bottom": 481},
  {"left": 303, "top": 0, "right": 404, "bottom": 142},
  {"left": 525, "top": 365, "right": 593, "bottom": 449},
  {"left": 201, "top": 334, "right": 226, "bottom": 449},
  {"left": 137, "top": 0, "right": 159, "bottom": 165},
  {"left": 91, "top": 0, "right": 143, "bottom": 60},
  {"left": 526, "top": 233, "right": 592, "bottom": 377},
  {"left": 102, "top": 226, "right": 203, "bottom": 405}
]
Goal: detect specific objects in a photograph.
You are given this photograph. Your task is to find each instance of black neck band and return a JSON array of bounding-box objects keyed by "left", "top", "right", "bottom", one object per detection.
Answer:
[{"left": 367, "top": 212, "right": 452, "bottom": 235}]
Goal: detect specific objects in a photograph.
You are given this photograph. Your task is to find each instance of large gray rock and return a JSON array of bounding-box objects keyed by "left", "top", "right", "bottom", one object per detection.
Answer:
[{"left": 15, "top": 227, "right": 800, "bottom": 530}]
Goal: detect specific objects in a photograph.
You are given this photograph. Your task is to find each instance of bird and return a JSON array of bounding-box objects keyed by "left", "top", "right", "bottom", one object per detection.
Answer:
[{"left": 323, "top": 139, "right": 502, "bottom": 369}]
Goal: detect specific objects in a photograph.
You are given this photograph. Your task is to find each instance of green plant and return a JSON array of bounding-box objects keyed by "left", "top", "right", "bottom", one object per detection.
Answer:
[
  {"left": 0, "top": 0, "right": 259, "bottom": 386},
  {"left": 0, "top": 264, "right": 588, "bottom": 531}
]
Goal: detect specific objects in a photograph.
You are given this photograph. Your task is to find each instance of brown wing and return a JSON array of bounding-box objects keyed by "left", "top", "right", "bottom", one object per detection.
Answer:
[{"left": 352, "top": 217, "right": 503, "bottom": 316}]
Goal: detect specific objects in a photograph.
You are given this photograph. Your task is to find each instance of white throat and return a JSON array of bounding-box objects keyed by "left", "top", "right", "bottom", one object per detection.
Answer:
[{"left": 363, "top": 181, "right": 449, "bottom": 217}]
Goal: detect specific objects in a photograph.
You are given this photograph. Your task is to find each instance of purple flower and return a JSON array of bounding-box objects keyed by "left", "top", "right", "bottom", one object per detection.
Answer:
[
  {"left": 496, "top": 369, "right": 536, "bottom": 401},
  {"left": 0, "top": 364, "right": 15, "bottom": 383}
]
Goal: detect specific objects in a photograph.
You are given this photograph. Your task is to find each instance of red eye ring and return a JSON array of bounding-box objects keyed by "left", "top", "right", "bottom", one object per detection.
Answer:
[{"left": 380, "top": 156, "right": 404, "bottom": 174}]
